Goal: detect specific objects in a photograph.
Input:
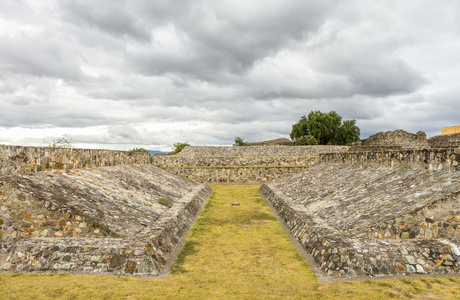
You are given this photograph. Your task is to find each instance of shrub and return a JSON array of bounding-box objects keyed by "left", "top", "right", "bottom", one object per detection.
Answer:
[
  {"left": 171, "top": 142, "right": 190, "bottom": 154},
  {"left": 46, "top": 136, "right": 74, "bottom": 149},
  {"left": 130, "top": 148, "right": 149, "bottom": 153},
  {"left": 233, "top": 137, "right": 249, "bottom": 146}
]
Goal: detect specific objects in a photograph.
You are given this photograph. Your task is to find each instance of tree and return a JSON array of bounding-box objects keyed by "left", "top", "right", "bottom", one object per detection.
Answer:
[
  {"left": 290, "top": 111, "right": 360, "bottom": 146},
  {"left": 332, "top": 120, "right": 361, "bottom": 146},
  {"left": 233, "top": 137, "right": 249, "bottom": 146},
  {"left": 295, "top": 135, "right": 317, "bottom": 145}
]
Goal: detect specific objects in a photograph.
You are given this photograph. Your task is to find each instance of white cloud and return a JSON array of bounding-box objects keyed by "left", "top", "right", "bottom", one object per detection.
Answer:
[{"left": 1, "top": 0, "right": 460, "bottom": 150}]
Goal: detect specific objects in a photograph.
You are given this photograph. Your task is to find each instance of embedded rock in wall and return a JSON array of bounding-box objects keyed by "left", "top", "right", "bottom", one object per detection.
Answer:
[
  {"left": 0, "top": 164, "right": 211, "bottom": 275},
  {"left": 357, "top": 130, "right": 429, "bottom": 149}
]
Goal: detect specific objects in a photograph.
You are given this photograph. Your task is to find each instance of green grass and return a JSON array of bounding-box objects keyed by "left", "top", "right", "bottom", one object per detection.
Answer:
[
  {"left": 1, "top": 184, "right": 460, "bottom": 299},
  {"left": 158, "top": 197, "right": 172, "bottom": 207}
]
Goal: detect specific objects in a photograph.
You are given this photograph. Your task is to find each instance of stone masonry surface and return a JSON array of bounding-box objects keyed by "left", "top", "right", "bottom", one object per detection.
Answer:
[
  {"left": 177, "top": 145, "right": 349, "bottom": 156},
  {"left": 154, "top": 146, "right": 348, "bottom": 183},
  {"left": 260, "top": 163, "right": 460, "bottom": 278},
  {"left": 357, "top": 130, "right": 429, "bottom": 149},
  {"left": 0, "top": 164, "right": 211, "bottom": 275},
  {"left": 428, "top": 133, "right": 460, "bottom": 149},
  {"left": 320, "top": 148, "right": 460, "bottom": 171},
  {"left": 0, "top": 144, "right": 150, "bottom": 175}
]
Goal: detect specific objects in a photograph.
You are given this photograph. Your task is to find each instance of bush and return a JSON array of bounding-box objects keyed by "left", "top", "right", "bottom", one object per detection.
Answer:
[
  {"left": 295, "top": 135, "right": 317, "bottom": 145},
  {"left": 46, "top": 136, "right": 74, "bottom": 149},
  {"left": 171, "top": 142, "right": 190, "bottom": 154},
  {"left": 129, "top": 148, "right": 152, "bottom": 163},
  {"left": 233, "top": 137, "right": 249, "bottom": 146},
  {"left": 130, "top": 148, "right": 149, "bottom": 153}
]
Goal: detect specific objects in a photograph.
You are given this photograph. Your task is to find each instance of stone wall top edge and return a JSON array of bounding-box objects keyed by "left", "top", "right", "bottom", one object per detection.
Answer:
[{"left": 0, "top": 144, "right": 139, "bottom": 153}]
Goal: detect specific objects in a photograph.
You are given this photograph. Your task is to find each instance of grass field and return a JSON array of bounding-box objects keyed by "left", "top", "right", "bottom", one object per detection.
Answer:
[{"left": 1, "top": 184, "right": 460, "bottom": 299}]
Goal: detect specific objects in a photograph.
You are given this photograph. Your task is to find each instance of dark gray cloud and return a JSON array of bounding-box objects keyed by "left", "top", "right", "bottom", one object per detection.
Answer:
[{"left": 0, "top": 0, "right": 459, "bottom": 150}]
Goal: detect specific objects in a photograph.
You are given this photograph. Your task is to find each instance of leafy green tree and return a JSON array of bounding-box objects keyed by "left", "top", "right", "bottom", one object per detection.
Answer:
[
  {"left": 233, "top": 137, "right": 249, "bottom": 146},
  {"left": 290, "top": 111, "right": 360, "bottom": 145},
  {"left": 171, "top": 142, "right": 190, "bottom": 154},
  {"left": 332, "top": 120, "right": 361, "bottom": 146},
  {"left": 295, "top": 135, "right": 317, "bottom": 145}
]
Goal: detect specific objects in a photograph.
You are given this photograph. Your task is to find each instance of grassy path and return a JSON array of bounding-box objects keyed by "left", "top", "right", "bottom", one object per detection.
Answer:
[{"left": 1, "top": 184, "right": 460, "bottom": 299}]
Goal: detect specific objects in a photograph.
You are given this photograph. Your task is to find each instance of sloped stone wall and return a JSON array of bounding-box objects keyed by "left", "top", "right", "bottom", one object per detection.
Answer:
[
  {"left": 1, "top": 165, "right": 211, "bottom": 275},
  {"left": 0, "top": 145, "right": 150, "bottom": 175},
  {"left": 260, "top": 163, "right": 460, "bottom": 278}
]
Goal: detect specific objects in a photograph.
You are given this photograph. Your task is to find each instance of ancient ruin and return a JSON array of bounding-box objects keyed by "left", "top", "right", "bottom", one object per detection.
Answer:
[
  {"left": 1, "top": 146, "right": 210, "bottom": 275},
  {"left": 1, "top": 129, "right": 460, "bottom": 279}
]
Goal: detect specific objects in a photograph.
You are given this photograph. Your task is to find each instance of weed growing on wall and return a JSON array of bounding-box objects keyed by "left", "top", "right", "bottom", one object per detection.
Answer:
[
  {"left": 43, "top": 135, "right": 74, "bottom": 149},
  {"left": 171, "top": 142, "right": 190, "bottom": 154}
]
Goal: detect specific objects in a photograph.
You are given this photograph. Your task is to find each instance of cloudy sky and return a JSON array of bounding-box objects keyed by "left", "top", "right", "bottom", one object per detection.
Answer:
[{"left": 1, "top": 0, "right": 459, "bottom": 151}]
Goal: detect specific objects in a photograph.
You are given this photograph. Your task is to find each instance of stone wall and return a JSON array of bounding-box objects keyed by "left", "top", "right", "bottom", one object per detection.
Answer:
[
  {"left": 1, "top": 165, "right": 211, "bottom": 275},
  {"left": 176, "top": 145, "right": 349, "bottom": 157},
  {"left": 154, "top": 146, "right": 348, "bottom": 183},
  {"left": 164, "top": 166, "right": 311, "bottom": 184},
  {"left": 0, "top": 145, "right": 150, "bottom": 175},
  {"left": 428, "top": 133, "right": 460, "bottom": 148},
  {"left": 154, "top": 155, "right": 318, "bottom": 167},
  {"left": 260, "top": 163, "right": 460, "bottom": 278},
  {"left": 320, "top": 148, "right": 460, "bottom": 171},
  {"left": 357, "top": 130, "right": 429, "bottom": 149}
]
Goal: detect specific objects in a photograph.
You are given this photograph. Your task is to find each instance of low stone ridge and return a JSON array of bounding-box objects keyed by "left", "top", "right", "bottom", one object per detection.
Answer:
[
  {"left": 428, "top": 133, "right": 460, "bottom": 149},
  {"left": 357, "top": 130, "right": 429, "bottom": 149},
  {"left": 0, "top": 144, "right": 150, "bottom": 175},
  {"left": 0, "top": 164, "right": 211, "bottom": 275},
  {"left": 260, "top": 163, "right": 460, "bottom": 278}
]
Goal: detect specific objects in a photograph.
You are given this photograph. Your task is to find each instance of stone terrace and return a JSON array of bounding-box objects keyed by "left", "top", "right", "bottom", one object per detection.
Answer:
[
  {"left": 177, "top": 145, "right": 348, "bottom": 156},
  {"left": 1, "top": 164, "right": 211, "bottom": 275},
  {"left": 260, "top": 163, "right": 460, "bottom": 278},
  {"left": 154, "top": 146, "right": 348, "bottom": 183}
]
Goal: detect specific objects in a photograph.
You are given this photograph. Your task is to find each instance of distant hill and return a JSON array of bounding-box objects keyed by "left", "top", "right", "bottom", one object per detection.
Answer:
[
  {"left": 148, "top": 150, "right": 168, "bottom": 156},
  {"left": 248, "top": 138, "right": 293, "bottom": 146}
]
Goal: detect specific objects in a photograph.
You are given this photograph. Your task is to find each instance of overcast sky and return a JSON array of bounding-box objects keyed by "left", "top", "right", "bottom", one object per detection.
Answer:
[{"left": 1, "top": 0, "right": 459, "bottom": 151}]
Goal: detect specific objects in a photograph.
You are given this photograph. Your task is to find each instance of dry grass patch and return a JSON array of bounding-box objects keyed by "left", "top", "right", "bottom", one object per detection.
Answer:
[{"left": 1, "top": 184, "right": 460, "bottom": 299}]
